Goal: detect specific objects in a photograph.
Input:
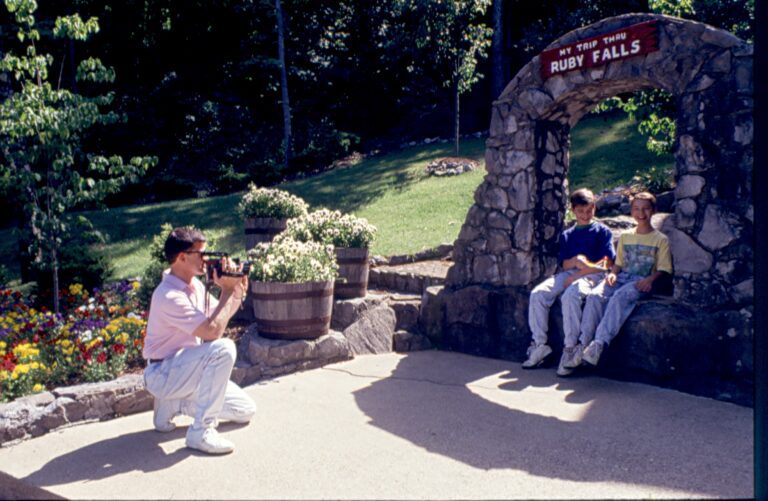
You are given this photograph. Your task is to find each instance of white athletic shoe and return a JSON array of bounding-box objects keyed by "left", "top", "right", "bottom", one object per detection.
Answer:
[
  {"left": 522, "top": 343, "right": 552, "bottom": 368},
  {"left": 185, "top": 427, "right": 235, "bottom": 455},
  {"left": 561, "top": 344, "right": 584, "bottom": 369},
  {"left": 582, "top": 341, "right": 605, "bottom": 366},
  {"left": 556, "top": 350, "right": 575, "bottom": 377}
]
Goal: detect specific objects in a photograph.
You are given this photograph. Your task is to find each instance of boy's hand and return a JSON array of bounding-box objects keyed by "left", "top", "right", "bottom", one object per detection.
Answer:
[
  {"left": 574, "top": 254, "right": 590, "bottom": 270},
  {"left": 605, "top": 272, "right": 617, "bottom": 287},
  {"left": 635, "top": 276, "right": 654, "bottom": 293}
]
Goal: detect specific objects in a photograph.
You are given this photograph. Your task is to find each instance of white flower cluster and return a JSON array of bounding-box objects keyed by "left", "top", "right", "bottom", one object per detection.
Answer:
[
  {"left": 237, "top": 183, "right": 309, "bottom": 220},
  {"left": 247, "top": 238, "right": 338, "bottom": 283},
  {"left": 279, "top": 208, "right": 377, "bottom": 248}
]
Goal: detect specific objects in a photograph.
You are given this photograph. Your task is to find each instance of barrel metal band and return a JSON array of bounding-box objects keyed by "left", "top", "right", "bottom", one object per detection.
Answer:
[
  {"left": 255, "top": 316, "right": 331, "bottom": 328},
  {"left": 336, "top": 257, "right": 369, "bottom": 265},
  {"left": 334, "top": 282, "right": 364, "bottom": 289}
]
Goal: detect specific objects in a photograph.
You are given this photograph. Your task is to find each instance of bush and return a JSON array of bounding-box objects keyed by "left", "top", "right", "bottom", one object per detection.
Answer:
[
  {"left": 280, "top": 209, "right": 377, "bottom": 248},
  {"left": 247, "top": 239, "right": 338, "bottom": 283},
  {"left": 632, "top": 165, "right": 675, "bottom": 194},
  {"left": 31, "top": 216, "right": 113, "bottom": 310},
  {"left": 236, "top": 184, "right": 309, "bottom": 220}
]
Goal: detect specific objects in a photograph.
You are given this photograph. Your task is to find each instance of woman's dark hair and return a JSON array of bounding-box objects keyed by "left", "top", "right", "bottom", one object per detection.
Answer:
[
  {"left": 569, "top": 188, "right": 595, "bottom": 208},
  {"left": 164, "top": 227, "right": 207, "bottom": 263}
]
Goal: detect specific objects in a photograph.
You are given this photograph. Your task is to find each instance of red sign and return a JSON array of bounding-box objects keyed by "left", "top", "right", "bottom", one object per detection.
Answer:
[{"left": 540, "top": 20, "right": 659, "bottom": 79}]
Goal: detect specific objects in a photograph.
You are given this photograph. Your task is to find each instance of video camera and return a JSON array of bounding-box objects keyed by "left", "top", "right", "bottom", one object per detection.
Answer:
[{"left": 201, "top": 251, "right": 252, "bottom": 283}]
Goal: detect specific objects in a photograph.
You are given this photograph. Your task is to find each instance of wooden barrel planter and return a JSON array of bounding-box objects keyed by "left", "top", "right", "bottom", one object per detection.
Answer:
[
  {"left": 334, "top": 247, "right": 370, "bottom": 299},
  {"left": 244, "top": 217, "right": 288, "bottom": 252},
  {"left": 250, "top": 280, "right": 334, "bottom": 340}
]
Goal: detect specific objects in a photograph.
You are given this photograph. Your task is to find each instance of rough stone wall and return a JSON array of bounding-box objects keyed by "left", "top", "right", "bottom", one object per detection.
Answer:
[
  {"left": 448, "top": 13, "right": 753, "bottom": 310},
  {"left": 440, "top": 14, "right": 753, "bottom": 402}
]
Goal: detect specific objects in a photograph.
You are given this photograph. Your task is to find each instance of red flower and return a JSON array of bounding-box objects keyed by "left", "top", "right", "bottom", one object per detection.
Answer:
[
  {"left": 97, "top": 352, "right": 107, "bottom": 364},
  {"left": 113, "top": 344, "right": 125, "bottom": 354}
]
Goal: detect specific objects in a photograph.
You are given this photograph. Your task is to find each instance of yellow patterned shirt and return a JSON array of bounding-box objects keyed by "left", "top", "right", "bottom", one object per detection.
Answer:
[{"left": 615, "top": 229, "right": 672, "bottom": 277}]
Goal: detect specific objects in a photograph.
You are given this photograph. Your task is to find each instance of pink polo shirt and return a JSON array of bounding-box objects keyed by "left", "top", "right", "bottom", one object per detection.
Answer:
[{"left": 143, "top": 270, "right": 219, "bottom": 360}]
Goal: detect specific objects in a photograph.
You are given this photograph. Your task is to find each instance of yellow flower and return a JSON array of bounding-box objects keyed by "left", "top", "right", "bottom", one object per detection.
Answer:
[
  {"left": 32, "top": 384, "right": 44, "bottom": 393},
  {"left": 132, "top": 281, "right": 140, "bottom": 290}
]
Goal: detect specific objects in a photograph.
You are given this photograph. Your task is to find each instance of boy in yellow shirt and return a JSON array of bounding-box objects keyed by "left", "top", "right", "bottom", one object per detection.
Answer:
[{"left": 567, "top": 192, "right": 673, "bottom": 367}]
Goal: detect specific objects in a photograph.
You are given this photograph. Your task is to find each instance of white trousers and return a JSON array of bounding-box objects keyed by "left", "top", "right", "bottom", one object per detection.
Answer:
[
  {"left": 143, "top": 338, "right": 256, "bottom": 431},
  {"left": 528, "top": 270, "right": 603, "bottom": 348}
]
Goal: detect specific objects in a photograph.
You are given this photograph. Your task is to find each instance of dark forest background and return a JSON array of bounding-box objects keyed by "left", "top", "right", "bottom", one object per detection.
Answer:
[{"left": 0, "top": 0, "right": 753, "bottom": 216}]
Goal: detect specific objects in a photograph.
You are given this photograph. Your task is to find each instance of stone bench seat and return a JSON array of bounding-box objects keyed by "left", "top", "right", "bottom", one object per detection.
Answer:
[{"left": 420, "top": 285, "right": 753, "bottom": 406}]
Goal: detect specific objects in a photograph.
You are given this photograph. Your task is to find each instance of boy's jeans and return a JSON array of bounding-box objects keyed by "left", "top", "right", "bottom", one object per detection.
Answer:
[
  {"left": 144, "top": 338, "right": 256, "bottom": 432},
  {"left": 579, "top": 272, "right": 648, "bottom": 347},
  {"left": 528, "top": 270, "right": 603, "bottom": 348}
]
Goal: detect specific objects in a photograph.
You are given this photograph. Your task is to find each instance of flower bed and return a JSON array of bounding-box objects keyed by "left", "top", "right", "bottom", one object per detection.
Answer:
[{"left": 0, "top": 281, "right": 147, "bottom": 402}]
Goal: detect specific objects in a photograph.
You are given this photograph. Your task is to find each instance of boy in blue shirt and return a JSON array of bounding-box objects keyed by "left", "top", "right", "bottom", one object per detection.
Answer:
[
  {"left": 574, "top": 191, "right": 672, "bottom": 367},
  {"left": 523, "top": 188, "right": 616, "bottom": 376}
]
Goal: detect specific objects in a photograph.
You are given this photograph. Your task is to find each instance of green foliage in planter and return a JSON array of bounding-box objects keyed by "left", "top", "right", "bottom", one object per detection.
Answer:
[
  {"left": 280, "top": 208, "right": 377, "bottom": 248},
  {"left": 237, "top": 184, "right": 309, "bottom": 220},
  {"left": 247, "top": 239, "right": 338, "bottom": 283}
]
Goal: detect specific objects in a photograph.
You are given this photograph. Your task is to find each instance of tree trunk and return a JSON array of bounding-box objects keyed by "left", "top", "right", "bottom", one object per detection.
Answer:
[
  {"left": 491, "top": 0, "right": 504, "bottom": 99},
  {"left": 52, "top": 245, "right": 60, "bottom": 315},
  {"left": 454, "top": 79, "right": 460, "bottom": 156},
  {"left": 69, "top": 39, "right": 77, "bottom": 92},
  {"left": 275, "top": 0, "right": 292, "bottom": 169}
]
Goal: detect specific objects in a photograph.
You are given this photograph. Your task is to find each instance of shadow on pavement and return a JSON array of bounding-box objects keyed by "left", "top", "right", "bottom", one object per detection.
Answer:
[
  {"left": 353, "top": 351, "right": 752, "bottom": 498},
  {"left": 22, "top": 428, "right": 196, "bottom": 487}
]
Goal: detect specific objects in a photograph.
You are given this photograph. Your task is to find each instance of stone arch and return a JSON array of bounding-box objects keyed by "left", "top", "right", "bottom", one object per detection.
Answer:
[{"left": 447, "top": 13, "right": 753, "bottom": 308}]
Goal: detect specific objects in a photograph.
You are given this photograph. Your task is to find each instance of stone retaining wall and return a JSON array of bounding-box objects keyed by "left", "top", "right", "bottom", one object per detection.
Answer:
[{"left": 0, "top": 294, "right": 432, "bottom": 447}]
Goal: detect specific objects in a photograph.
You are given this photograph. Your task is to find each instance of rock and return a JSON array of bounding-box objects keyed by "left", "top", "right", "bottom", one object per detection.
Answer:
[
  {"left": 393, "top": 331, "right": 433, "bottom": 352},
  {"left": 419, "top": 286, "right": 446, "bottom": 346},
  {"left": 331, "top": 295, "right": 383, "bottom": 330},
  {"left": 246, "top": 331, "right": 353, "bottom": 374},
  {"left": 425, "top": 157, "right": 479, "bottom": 177},
  {"left": 698, "top": 204, "right": 738, "bottom": 251},
  {"left": 342, "top": 304, "right": 396, "bottom": 355},
  {"left": 661, "top": 224, "right": 713, "bottom": 274},
  {"left": 231, "top": 361, "right": 263, "bottom": 387},
  {"left": 387, "top": 296, "right": 421, "bottom": 332},
  {"left": 114, "top": 389, "right": 153, "bottom": 416}
]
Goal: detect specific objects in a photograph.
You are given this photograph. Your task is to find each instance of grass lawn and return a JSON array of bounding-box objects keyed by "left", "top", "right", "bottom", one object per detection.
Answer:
[{"left": 0, "top": 111, "right": 673, "bottom": 284}]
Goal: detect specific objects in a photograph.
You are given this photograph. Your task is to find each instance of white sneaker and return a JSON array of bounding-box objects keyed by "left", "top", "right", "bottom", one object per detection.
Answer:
[
  {"left": 185, "top": 427, "right": 235, "bottom": 455},
  {"left": 582, "top": 341, "right": 605, "bottom": 366},
  {"left": 561, "top": 344, "right": 584, "bottom": 369},
  {"left": 153, "top": 398, "right": 181, "bottom": 433},
  {"left": 522, "top": 343, "right": 552, "bottom": 368},
  {"left": 556, "top": 350, "right": 575, "bottom": 377}
]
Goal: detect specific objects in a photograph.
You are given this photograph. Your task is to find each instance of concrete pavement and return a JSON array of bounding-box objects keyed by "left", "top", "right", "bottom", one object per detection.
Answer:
[{"left": 0, "top": 351, "right": 754, "bottom": 499}]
